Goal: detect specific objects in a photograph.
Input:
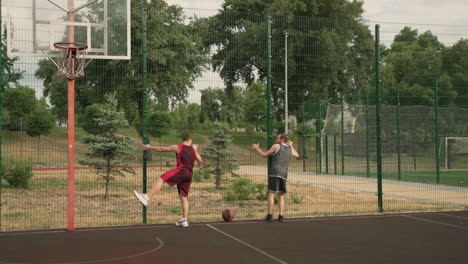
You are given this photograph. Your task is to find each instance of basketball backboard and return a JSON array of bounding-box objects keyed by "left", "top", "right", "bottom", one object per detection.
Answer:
[{"left": 4, "top": 0, "right": 131, "bottom": 60}]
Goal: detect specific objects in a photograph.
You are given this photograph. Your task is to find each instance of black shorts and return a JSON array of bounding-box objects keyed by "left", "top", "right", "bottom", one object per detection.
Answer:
[{"left": 268, "top": 177, "right": 287, "bottom": 193}]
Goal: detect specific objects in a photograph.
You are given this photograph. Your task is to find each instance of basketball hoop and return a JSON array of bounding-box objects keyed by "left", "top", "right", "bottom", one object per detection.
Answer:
[{"left": 49, "top": 42, "right": 91, "bottom": 80}]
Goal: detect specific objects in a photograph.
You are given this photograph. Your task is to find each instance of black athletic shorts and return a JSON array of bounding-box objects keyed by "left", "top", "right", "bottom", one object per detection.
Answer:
[{"left": 268, "top": 177, "right": 287, "bottom": 193}]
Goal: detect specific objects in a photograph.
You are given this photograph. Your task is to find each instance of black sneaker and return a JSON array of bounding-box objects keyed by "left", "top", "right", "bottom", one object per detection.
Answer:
[
  {"left": 278, "top": 215, "right": 284, "bottom": 222},
  {"left": 265, "top": 214, "right": 273, "bottom": 222}
]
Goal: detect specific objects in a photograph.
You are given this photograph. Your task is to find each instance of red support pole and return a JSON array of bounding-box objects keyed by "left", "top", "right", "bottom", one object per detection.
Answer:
[
  {"left": 67, "top": 0, "right": 75, "bottom": 232},
  {"left": 67, "top": 79, "right": 75, "bottom": 231}
]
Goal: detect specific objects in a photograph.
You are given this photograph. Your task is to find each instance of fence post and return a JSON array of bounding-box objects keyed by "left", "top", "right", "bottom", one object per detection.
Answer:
[
  {"left": 0, "top": 0, "right": 3, "bottom": 230},
  {"left": 301, "top": 104, "right": 306, "bottom": 172},
  {"left": 325, "top": 135, "right": 329, "bottom": 173},
  {"left": 315, "top": 135, "right": 319, "bottom": 174},
  {"left": 341, "top": 95, "right": 345, "bottom": 175},
  {"left": 266, "top": 15, "right": 273, "bottom": 176},
  {"left": 375, "top": 24, "right": 384, "bottom": 212},
  {"left": 435, "top": 78, "right": 440, "bottom": 184},
  {"left": 317, "top": 102, "right": 322, "bottom": 173},
  {"left": 397, "top": 83, "right": 401, "bottom": 180},
  {"left": 366, "top": 88, "right": 370, "bottom": 178},
  {"left": 142, "top": 4, "right": 148, "bottom": 224},
  {"left": 334, "top": 134, "right": 337, "bottom": 175}
]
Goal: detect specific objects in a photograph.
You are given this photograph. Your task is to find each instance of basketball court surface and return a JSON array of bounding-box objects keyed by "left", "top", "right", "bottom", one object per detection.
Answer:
[{"left": 1, "top": 210, "right": 467, "bottom": 264}]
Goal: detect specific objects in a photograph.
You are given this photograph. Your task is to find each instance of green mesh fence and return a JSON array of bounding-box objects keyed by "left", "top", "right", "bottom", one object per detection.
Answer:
[{"left": 1, "top": 2, "right": 468, "bottom": 231}]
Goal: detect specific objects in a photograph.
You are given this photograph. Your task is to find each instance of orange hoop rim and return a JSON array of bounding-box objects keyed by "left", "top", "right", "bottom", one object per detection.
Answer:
[{"left": 53, "top": 42, "right": 88, "bottom": 51}]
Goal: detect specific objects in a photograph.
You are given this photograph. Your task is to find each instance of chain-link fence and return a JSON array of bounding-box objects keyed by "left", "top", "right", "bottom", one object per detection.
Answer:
[{"left": 1, "top": 2, "right": 467, "bottom": 231}]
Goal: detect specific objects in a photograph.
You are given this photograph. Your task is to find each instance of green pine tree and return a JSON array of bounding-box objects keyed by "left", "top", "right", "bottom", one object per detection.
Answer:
[
  {"left": 202, "top": 123, "right": 239, "bottom": 188},
  {"left": 79, "top": 93, "right": 135, "bottom": 199}
]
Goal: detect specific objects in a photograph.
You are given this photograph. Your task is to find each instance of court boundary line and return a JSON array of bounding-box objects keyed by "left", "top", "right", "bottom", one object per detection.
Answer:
[
  {"left": 1, "top": 210, "right": 466, "bottom": 236},
  {"left": 0, "top": 237, "right": 164, "bottom": 264},
  {"left": 206, "top": 224, "right": 288, "bottom": 264},
  {"left": 402, "top": 215, "right": 467, "bottom": 230},
  {"left": 437, "top": 212, "right": 468, "bottom": 220},
  {"left": 0, "top": 214, "right": 400, "bottom": 236}
]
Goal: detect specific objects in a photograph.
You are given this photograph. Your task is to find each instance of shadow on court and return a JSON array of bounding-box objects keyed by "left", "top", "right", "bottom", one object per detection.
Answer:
[{"left": 1, "top": 210, "right": 467, "bottom": 264}]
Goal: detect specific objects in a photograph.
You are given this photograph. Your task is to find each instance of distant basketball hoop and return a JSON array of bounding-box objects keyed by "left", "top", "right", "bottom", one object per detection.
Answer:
[{"left": 50, "top": 42, "right": 91, "bottom": 80}]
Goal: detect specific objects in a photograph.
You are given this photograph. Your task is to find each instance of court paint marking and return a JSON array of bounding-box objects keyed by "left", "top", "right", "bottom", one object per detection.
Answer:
[
  {"left": 0, "top": 214, "right": 404, "bottom": 237},
  {"left": 0, "top": 237, "right": 164, "bottom": 264},
  {"left": 402, "top": 215, "right": 467, "bottom": 230},
  {"left": 207, "top": 224, "right": 288, "bottom": 264},
  {"left": 437, "top": 212, "right": 468, "bottom": 220},
  {"left": 1, "top": 212, "right": 464, "bottom": 237}
]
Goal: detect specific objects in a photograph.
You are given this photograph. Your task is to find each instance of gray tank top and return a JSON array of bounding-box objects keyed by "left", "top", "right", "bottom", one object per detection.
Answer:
[{"left": 269, "top": 144, "right": 292, "bottom": 179}]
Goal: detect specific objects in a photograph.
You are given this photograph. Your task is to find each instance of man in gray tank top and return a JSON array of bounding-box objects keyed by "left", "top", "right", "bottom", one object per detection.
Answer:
[{"left": 252, "top": 133, "right": 300, "bottom": 222}]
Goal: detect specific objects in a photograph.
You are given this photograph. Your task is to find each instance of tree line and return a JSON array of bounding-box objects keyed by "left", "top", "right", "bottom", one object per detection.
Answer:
[{"left": 2, "top": 0, "right": 468, "bottom": 135}]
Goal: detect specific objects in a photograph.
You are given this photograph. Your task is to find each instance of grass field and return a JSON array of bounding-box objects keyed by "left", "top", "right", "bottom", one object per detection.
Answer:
[
  {"left": 0, "top": 167, "right": 458, "bottom": 231},
  {"left": 2, "top": 127, "right": 467, "bottom": 230},
  {"left": 344, "top": 170, "right": 468, "bottom": 187}
]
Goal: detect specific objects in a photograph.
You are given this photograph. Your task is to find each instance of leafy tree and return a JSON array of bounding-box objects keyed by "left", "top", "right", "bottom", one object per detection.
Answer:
[
  {"left": 25, "top": 100, "right": 56, "bottom": 154},
  {"left": 3, "top": 86, "right": 37, "bottom": 131},
  {"left": 172, "top": 103, "right": 201, "bottom": 131},
  {"left": 79, "top": 93, "right": 135, "bottom": 199},
  {"left": 244, "top": 82, "right": 266, "bottom": 131},
  {"left": 294, "top": 124, "right": 314, "bottom": 165},
  {"left": 25, "top": 100, "right": 55, "bottom": 138},
  {"left": 442, "top": 39, "right": 468, "bottom": 106},
  {"left": 202, "top": 0, "right": 374, "bottom": 117},
  {"left": 200, "top": 88, "right": 222, "bottom": 122},
  {"left": 401, "top": 127, "right": 432, "bottom": 170},
  {"left": 34, "top": 61, "right": 70, "bottom": 124},
  {"left": 218, "top": 85, "right": 245, "bottom": 128},
  {"left": 148, "top": 111, "right": 172, "bottom": 138},
  {"left": 35, "top": 0, "right": 209, "bottom": 124},
  {"left": 202, "top": 123, "right": 239, "bottom": 188},
  {"left": 0, "top": 27, "right": 23, "bottom": 88},
  {"left": 381, "top": 27, "right": 458, "bottom": 106},
  {"left": 79, "top": 103, "right": 106, "bottom": 135}
]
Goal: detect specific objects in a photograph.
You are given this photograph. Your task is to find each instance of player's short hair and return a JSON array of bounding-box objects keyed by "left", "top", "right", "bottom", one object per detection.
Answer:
[
  {"left": 278, "top": 133, "right": 289, "bottom": 142},
  {"left": 181, "top": 133, "right": 192, "bottom": 141}
]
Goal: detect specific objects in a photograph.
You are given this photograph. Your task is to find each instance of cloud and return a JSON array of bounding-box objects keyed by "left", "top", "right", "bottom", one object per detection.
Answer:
[
  {"left": 363, "top": 0, "right": 468, "bottom": 25},
  {"left": 165, "top": 0, "right": 223, "bottom": 10}
]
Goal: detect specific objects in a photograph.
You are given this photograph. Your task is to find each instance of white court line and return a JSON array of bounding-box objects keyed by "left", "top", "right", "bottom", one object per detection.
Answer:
[
  {"left": 206, "top": 224, "right": 288, "bottom": 264},
  {"left": 437, "top": 212, "right": 468, "bottom": 220},
  {"left": 0, "top": 237, "right": 164, "bottom": 264},
  {"left": 0, "top": 212, "right": 462, "bottom": 237},
  {"left": 0, "top": 214, "right": 402, "bottom": 237},
  {"left": 402, "top": 215, "right": 467, "bottom": 230}
]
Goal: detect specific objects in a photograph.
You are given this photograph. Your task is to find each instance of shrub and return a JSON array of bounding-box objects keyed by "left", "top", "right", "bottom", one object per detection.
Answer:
[
  {"left": 25, "top": 104, "right": 55, "bottom": 137},
  {"left": 79, "top": 104, "right": 106, "bottom": 135},
  {"left": 255, "top": 183, "right": 268, "bottom": 201},
  {"left": 291, "top": 194, "right": 303, "bottom": 204},
  {"left": 193, "top": 167, "right": 211, "bottom": 182},
  {"left": 224, "top": 178, "right": 256, "bottom": 202},
  {"left": 244, "top": 123, "right": 255, "bottom": 134},
  {"left": 2, "top": 156, "right": 33, "bottom": 188},
  {"left": 148, "top": 111, "right": 172, "bottom": 138}
]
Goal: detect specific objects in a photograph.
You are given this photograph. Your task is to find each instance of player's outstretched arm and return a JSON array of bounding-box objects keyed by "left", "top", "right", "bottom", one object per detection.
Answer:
[
  {"left": 251, "top": 143, "right": 279, "bottom": 158},
  {"left": 143, "top": 144, "right": 178, "bottom": 152}
]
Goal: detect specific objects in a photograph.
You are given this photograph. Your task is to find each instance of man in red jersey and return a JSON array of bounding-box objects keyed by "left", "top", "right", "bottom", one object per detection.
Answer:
[{"left": 134, "top": 133, "right": 202, "bottom": 227}]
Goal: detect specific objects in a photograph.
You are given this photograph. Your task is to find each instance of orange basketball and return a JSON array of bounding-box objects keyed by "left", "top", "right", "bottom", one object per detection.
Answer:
[{"left": 222, "top": 209, "right": 234, "bottom": 221}]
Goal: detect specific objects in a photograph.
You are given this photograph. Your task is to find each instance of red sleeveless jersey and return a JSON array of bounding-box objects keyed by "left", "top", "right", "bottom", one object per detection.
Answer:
[{"left": 160, "top": 144, "right": 196, "bottom": 197}]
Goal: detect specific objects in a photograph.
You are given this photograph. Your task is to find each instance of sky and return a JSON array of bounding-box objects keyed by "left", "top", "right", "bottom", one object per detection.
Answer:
[
  {"left": 165, "top": 0, "right": 468, "bottom": 103},
  {"left": 166, "top": 0, "right": 468, "bottom": 26}
]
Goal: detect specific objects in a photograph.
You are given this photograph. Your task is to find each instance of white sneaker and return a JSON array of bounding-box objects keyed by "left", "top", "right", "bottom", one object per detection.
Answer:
[
  {"left": 176, "top": 218, "right": 189, "bottom": 228},
  {"left": 133, "top": 190, "right": 149, "bottom": 207}
]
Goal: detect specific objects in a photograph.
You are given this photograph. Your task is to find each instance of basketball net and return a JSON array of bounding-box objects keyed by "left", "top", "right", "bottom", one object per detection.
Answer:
[{"left": 49, "top": 42, "right": 91, "bottom": 80}]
